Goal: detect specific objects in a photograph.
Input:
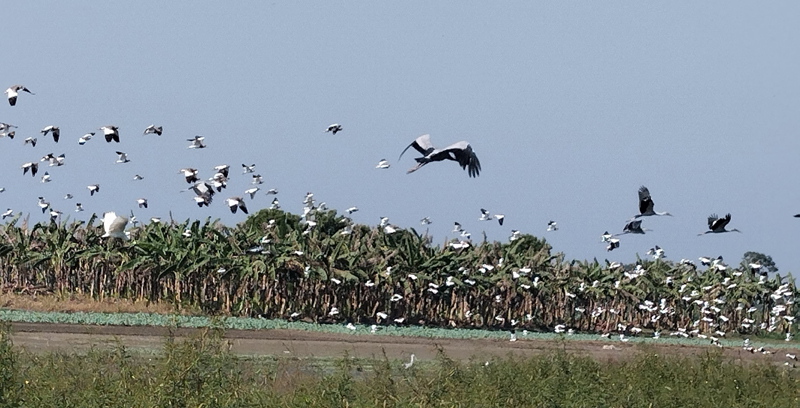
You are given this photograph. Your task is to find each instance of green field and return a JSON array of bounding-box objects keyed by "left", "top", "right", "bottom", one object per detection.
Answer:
[{"left": 0, "top": 325, "right": 797, "bottom": 407}]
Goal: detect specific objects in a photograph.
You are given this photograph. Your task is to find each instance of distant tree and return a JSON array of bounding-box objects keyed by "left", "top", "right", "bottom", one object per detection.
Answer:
[{"left": 742, "top": 251, "right": 778, "bottom": 273}]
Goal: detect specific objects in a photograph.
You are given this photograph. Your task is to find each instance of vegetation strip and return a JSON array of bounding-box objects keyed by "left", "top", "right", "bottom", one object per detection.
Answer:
[
  {"left": 0, "top": 327, "right": 796, "bottom": 407},
  {"left": 0, "top": 208, "right": 796, "bottom": 344},
  {"left": 2, "top": 309, "right": 798, "bottom": 350}
]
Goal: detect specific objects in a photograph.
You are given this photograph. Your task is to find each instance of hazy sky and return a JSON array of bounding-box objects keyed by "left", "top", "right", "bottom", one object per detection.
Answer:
[{"left": 3, "top": 2, "right": 799, "bottom": 272}]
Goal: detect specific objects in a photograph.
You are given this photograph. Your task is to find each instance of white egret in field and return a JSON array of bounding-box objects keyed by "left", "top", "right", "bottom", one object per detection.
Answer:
[{"left": 403, "top": 354, "right": 415, "bottom": 369}]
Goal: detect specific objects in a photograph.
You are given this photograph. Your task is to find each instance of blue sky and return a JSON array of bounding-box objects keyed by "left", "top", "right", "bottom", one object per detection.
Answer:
[{"left": 3, "top": 2, "right": 799, "bottom": 272}]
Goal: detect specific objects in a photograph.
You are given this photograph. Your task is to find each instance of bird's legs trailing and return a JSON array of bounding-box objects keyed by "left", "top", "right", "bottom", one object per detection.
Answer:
[{"left": 407, "top": 158, "right": 429, "bottom": 174}]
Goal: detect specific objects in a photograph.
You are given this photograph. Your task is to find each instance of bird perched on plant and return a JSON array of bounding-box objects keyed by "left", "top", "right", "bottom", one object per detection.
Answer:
[
  {"left": 399, "top": 134, "right": 481, "bottom": 177},
  {"left": 99, "top": 125, "right": 120, "bottom": 143},
  {"left": 647, "top": 245, "right": 666, "bottom": 259},
  {"left": 49, "top": 209, "right": 62, "bottom": 223},
  {"left": 5, "top": 85, "right": 34, "bottom": 106},
  {"left": 325, "top": 123, "right": 342, "bottom": 135},
  {"left": 101, "top": 212, "right": 129, "bottom": 240},
  {"left": 699, "top": 213, "right": 741, "bottom": 235}
]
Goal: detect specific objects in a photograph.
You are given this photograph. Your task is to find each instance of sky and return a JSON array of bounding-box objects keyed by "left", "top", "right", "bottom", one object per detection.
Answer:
[{"left": 2, "top": 2, "right": 799, "bottom": 272}]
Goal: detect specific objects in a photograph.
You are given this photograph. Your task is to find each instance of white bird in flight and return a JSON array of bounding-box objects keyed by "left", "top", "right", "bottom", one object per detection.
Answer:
[
  {"left": 87, "top": 184, "right": 100, "bottom": 196},
  {"left": 102, "top": 212, "right": 129, "bottom": 240},
  {"left": 187, "top": 135, "right": 206, "bottom": 149},
  {"left": 5, "top": 85, "right": 34, "bottom": 106},
  {"left": 143, "top": 125, "right": 163, "bottom": 136},
  {"left": 21, "top": 162, "right": 38, "bottom": 177},
  {"left": 37, "top": 197, "right": 50, "bottom": 213},
  {"left": 78, "top": 133, "right": 94, "bottom": 145},
  {"left": 375, "top": 159, "right": 390, "bottom": 169},
  {"left": 226, "top": 197, "right": 248, "bottom": 214},
  {"left": 99, "top": 126, "right": 120, "bottom": 143},
  {"left": 0, "top": 123, "right": 16, "bottom": 138},
  {"left": 325, "top": 123, "right": 342, "bottom": 135},
  {"left": 41, "top": 126, "right": 60, "bottom": 143},
  {"left": 116, "top": 151, "right": 130, "bottom": 163},
  {"left": 244, "top": 187, "right": 260, "bottom": 199}
]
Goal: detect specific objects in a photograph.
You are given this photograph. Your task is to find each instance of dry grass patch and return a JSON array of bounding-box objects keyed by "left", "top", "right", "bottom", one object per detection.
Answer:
[{"left": 0, "top": 292, "right": 201, "bottom": 315}]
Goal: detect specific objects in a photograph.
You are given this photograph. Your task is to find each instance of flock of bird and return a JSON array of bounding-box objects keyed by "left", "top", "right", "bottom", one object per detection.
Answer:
[
  {"left": 0, "top": 83, "right": 793, "bottom": 251},
  {"left": 2, "top": 84, "right": 797, "bottom": 366},
  {"left": 0, "top": 84, "right": 490, "bottom": 240}
]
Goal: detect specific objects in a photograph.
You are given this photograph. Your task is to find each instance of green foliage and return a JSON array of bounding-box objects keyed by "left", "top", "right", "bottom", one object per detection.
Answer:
[
  {"left": 0, "top": 208, "right": 796, "bottom": 339},
  {"left": 743, "top": 251, "right": 778, "bottom": 273},
  {"left": 0, "top": 323, "right": 796, "bottom": 408},
  {"left": 0, "top": 323, "right": 21, "bottom": 408}
]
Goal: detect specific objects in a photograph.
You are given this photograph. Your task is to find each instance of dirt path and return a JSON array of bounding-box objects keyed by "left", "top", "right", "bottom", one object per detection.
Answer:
[{"left": 6, "top": 322, "right": 795, "bottom": 366}]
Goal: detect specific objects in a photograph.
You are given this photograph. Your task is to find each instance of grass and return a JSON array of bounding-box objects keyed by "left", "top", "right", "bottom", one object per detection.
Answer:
[
  {"left": 0, "top": 324, "right": 797, "bottom": 407},
  {"left": 0, "top": 292, "right": 199, "bottom": 316}
]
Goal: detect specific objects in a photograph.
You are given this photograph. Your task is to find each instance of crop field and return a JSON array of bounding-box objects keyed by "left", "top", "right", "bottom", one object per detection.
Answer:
[
  {"left": 0, "top": 208, "right": 796, "bottom": 338},
  {"left": 0, "top": 208, "right": 797, "bottom": 406}
]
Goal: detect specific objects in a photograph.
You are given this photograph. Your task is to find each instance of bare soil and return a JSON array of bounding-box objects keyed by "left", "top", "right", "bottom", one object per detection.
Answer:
[{"left": 7, "top": 322, "right": 795, "bottom": 366}]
